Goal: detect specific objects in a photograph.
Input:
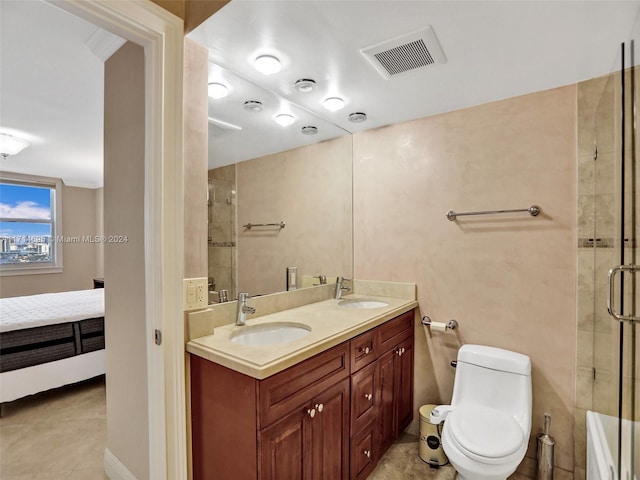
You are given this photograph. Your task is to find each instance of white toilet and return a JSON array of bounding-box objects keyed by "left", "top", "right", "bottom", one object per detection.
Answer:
[{"left": 429, "top": 344, "right": 532, "bottom": 480}]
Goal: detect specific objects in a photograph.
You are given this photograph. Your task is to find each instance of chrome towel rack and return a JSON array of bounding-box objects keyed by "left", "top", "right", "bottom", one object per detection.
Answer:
[
  {"left": 242, "top": 221, "right": 286, "bottom": 230},
  {"left": 446, "top": 205, "right": 541, "bottom": 221}
]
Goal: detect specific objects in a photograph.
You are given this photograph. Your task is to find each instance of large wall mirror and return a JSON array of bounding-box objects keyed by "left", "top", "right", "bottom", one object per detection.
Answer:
[{"left": 188, "top": 17, "right": 354, "bottom": 302}]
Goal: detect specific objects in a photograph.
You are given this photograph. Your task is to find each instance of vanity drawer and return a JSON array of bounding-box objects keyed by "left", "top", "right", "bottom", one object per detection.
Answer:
[
  {"left": 377, "top": 310, "right": 413, "bottom": 353},
  {"left": 258, "top": 342, "right": 350, "bottom": 429},
  {"left": 350, "top": 329, "right": 377, "bottom": 373},
  {"left": 350, "top": 421, "right": 377, "bottom": 480},
  {"left": 350, "top": 361, "right": 378, "bottom": 435}
]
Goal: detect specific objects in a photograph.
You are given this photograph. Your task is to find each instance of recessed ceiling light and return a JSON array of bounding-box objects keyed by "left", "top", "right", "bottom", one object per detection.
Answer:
[
  {"left": 323, "top": 97, "right": 345, "bottom": 112},
  {"left": 348, "top": 112, "right": 367, "bottom": 123},
  {"left": 301, "top": 126, "right": 318, "bottom": 135},
  {"left": 208, "top": 82, "right": 229, "bottom": 99},
  {"left": 274, "top": 114, "right": 295, "bottom": 126},
  {"left": 243, "top": 100, "right": 264, "bottom": 112},
  {"left": 294, "top": 79, "right": 316, "bottom": 93},
  {"left": 254, "top": 55, "right": 281, "bottom": 75}
]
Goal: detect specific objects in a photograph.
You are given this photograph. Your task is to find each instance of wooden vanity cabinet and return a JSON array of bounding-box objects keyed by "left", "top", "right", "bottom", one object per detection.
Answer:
[
  {"left": 190, "top": 309, "right": 414, "bottom": 480},
  {"left": 191, "top": 342, "right": 350, "bottom": 480},
  {"left": 259, "top": 377, "right": 350, "bottom": 480},
  {"left": 349, "top": 309, "right": 414, "bottom": 480}
]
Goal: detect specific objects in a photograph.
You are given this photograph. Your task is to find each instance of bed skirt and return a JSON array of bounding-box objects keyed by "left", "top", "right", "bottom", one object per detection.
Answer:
[{"left": 0, "top": 349, "right": 106, "bottom": 403}]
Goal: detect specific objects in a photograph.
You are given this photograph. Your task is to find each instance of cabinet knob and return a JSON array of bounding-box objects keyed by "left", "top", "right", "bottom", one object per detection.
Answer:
[
  {"left": 315, "top": 403, "right": 324, "bottom": 413},
  {"left": 365, "top": 393, "right": 373, "bottom": 402},
  {"left": 307, "top": 408, "right": 316, "bottom": 418},
  {"left": 364, "top": 450, "right": 371, "bottom": 458},
  {"left": 364, "top": 346, "right": 370, "bottom": 355}
]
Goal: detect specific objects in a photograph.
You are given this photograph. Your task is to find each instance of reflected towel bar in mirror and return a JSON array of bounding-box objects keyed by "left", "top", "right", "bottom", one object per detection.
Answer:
[
  {"left": 242, "top": 221, "right": 286, "bottom": 230},
  {"left": 446, "top": 205, "right": 541, "bottom": 221}
]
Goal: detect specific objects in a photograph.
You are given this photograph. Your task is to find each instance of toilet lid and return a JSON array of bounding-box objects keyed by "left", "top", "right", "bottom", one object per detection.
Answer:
[{"left": 448, "top": 406, "right": 524, "bottom": 459}]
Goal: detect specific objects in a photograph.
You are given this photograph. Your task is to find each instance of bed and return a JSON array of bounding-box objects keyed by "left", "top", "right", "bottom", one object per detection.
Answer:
[{"left": 0, "top": 288, "right": 105, "bottom": 408}]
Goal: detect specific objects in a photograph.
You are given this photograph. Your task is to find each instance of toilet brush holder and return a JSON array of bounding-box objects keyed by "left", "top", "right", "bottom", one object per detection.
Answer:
[{"left": 536, "top": 413, "right": 555, "bottom": 480}]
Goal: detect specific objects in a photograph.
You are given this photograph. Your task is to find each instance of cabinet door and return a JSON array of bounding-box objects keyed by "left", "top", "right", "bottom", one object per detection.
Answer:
[
  {"left": 378, "top": 348, "right": 396, "bottom": 453},
  {"left": 310, "top": 378, "right": 350, "bottom": 480},
  {"left": 350, "top": 421, "right": 377, "bottom": 480},
  {"left": 259, "top": 408, "right": 310, "bottom": 480},
  {"left": 395, "top": 336, "right": 414, "bottom": 434},
  {"left": 378, "top": 335, "right": 414, "bottom": 454}
]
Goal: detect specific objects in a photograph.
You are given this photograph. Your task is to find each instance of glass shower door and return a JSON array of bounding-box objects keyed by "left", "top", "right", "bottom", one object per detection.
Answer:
[{"left": 596, "top": 34, "right": 639, "bottom": 480}]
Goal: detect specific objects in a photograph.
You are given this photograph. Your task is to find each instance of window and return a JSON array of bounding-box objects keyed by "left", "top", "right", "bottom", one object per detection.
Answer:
[{"left": 0, "top": 173, "right": 62, "bottom": 275}]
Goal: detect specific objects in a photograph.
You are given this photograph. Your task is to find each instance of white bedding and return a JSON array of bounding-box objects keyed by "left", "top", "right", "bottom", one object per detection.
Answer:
[{"left": 0, "top": 289, "right": 105, "bottom": 333}]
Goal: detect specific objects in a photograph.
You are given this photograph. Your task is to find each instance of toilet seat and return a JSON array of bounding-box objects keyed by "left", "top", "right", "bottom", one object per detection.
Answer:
[{"left": 446, "top": 405, "right": 525, "bottom": 464}]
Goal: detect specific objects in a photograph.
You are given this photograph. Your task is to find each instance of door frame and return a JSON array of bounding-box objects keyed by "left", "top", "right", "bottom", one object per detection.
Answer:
[{"left": 47, "top": 1, "right": 185, "bottom": 478}]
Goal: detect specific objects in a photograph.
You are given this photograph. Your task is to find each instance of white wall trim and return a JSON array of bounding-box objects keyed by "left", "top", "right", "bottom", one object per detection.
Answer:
[
  {"left": 104, "top": 448, "right": 138, "bottom": 480},
  {"left": 47, "top": 1, "right": 185, "bottom": 479}
]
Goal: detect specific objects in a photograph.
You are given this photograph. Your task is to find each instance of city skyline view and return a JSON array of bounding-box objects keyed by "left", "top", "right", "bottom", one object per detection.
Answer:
[{"left": 0, "top": 183, "right": 54, "bottom": 264}]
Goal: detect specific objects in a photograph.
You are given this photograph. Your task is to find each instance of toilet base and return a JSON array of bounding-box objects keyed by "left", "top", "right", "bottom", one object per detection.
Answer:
[{"left": 455, "top": 472, "right": 509, "bottom": 480}]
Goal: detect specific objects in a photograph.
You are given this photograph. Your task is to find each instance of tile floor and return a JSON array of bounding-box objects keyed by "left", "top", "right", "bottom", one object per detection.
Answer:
[
  {"left": 0, "top": 378, "right": 525, "bottom": 480},
  {"left": 367, "top": 433, "right": 456, "bottom": 480},
  {"left": 0, "top": 376, "right": 108, "bottom": 480}
]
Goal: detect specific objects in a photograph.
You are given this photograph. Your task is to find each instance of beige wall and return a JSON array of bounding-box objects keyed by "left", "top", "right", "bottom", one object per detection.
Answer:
[
  {"left": 0, "top": 184, "right": 100, "bottom": 298},
  {"left": 352, "top": 86, "right": 578, "bottom": 476},
  {"left": 104, "top": 41, "right": 149, "bottom": 480},
  {"left": 183, "top": 38, "right": 209, "bottom": 279},
  {"left": 95, "top": 187, "right": 104, "bottom": 278},
  {"left": 236, "top": 135, "right": 353, "bottom": 295}
]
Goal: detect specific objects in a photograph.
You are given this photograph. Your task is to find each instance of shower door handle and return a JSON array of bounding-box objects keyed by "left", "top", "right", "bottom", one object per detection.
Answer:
[{"left": 607, "top": 264, "right": 640, "bottom": 324}]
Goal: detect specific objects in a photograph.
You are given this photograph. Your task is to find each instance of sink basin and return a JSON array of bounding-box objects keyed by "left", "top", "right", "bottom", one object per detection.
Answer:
[
  {"left": 338, "top": 299, "right": 389, "bottom": 309},
  {"left": 230, "top": 322, "right": 311, "bottom": 346}
]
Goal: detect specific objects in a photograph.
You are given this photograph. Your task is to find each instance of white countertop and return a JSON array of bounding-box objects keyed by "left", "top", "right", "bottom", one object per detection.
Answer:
[{"left": 187, "top": 293, "right": 417, "bottom": 379}]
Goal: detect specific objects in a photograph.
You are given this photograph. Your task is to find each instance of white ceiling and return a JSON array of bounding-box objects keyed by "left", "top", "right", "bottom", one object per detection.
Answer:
[
  {"left": 1, "top": 0, "right": 640, "bottom": 186},
  {"left": 0, "top": 0, "right": 109, "bottom": 189}
]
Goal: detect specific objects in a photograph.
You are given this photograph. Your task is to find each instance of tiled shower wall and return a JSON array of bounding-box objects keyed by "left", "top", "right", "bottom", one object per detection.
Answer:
[
  {"left": 576, "top": 72, "right": 615, "bottom": 480},
  {"left": 208, "top": 164, "right": 236, "bottom": 301}
]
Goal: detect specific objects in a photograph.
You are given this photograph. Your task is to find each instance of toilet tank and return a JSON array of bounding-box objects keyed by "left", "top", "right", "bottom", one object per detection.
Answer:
[{"left": 451, "top": 345, "right": 532, "bottom": 432}]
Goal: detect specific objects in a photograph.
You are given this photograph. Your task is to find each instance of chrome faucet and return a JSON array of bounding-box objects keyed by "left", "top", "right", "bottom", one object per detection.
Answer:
[
  {"left": 334, "top": 276, "right": 351, "bottom": 300},
  {"left": 236, "top": 292, "right": 256, "bottom": 326}
]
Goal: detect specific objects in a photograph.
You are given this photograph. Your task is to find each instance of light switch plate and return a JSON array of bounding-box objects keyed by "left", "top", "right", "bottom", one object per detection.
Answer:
[{"left": 183, "top": 277, "right": 208, "bottom": 311}]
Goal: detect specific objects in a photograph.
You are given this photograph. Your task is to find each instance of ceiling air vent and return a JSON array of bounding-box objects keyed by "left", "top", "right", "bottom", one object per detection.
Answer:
[{"left": 361, "top": 26, "right": 447, "bottom": 79}]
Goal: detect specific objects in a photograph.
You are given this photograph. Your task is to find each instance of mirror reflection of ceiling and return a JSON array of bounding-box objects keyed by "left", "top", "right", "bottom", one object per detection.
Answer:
[
  {"left": 189, "top": 0, "right": 640, "bottom": 169},
  {"left": 203, "top": 62, "right": 350, "bottom": 168},
  {"left": 1, "top": 1, "right": 639, "bottom": 185}
]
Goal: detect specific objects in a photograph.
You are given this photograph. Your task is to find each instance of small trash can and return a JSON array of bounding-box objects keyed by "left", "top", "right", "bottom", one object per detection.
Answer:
[{"left": 419, "top": 404, "right": 448, "bottom": 468}]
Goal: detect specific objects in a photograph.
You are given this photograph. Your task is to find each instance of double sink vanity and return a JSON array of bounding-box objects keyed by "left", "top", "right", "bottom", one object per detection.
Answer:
[{"left": 187, "top": 280, "right": 418, "bottom": 480}]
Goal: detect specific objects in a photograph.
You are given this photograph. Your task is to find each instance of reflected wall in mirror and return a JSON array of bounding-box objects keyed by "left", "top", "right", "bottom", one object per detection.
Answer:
[{"left": 207, "top": 133, "right": 353, "bottom": 301}]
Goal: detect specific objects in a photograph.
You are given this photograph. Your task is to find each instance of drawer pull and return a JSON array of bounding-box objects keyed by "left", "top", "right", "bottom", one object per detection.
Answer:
[
  {"left": 315, "top": 403, "right": 324, "bottom": 413},
  {"left": 364, "top": 450, "right": 371, "bottom": 458},
  {"left": 307, "top": 408, "right": 316, "bottom": 418},
  {"left": 364, "top": 346, "right": 370, "bottom": 355},
  {"left": 365, "top": 393, "right": 373, "bottom": 402}
]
